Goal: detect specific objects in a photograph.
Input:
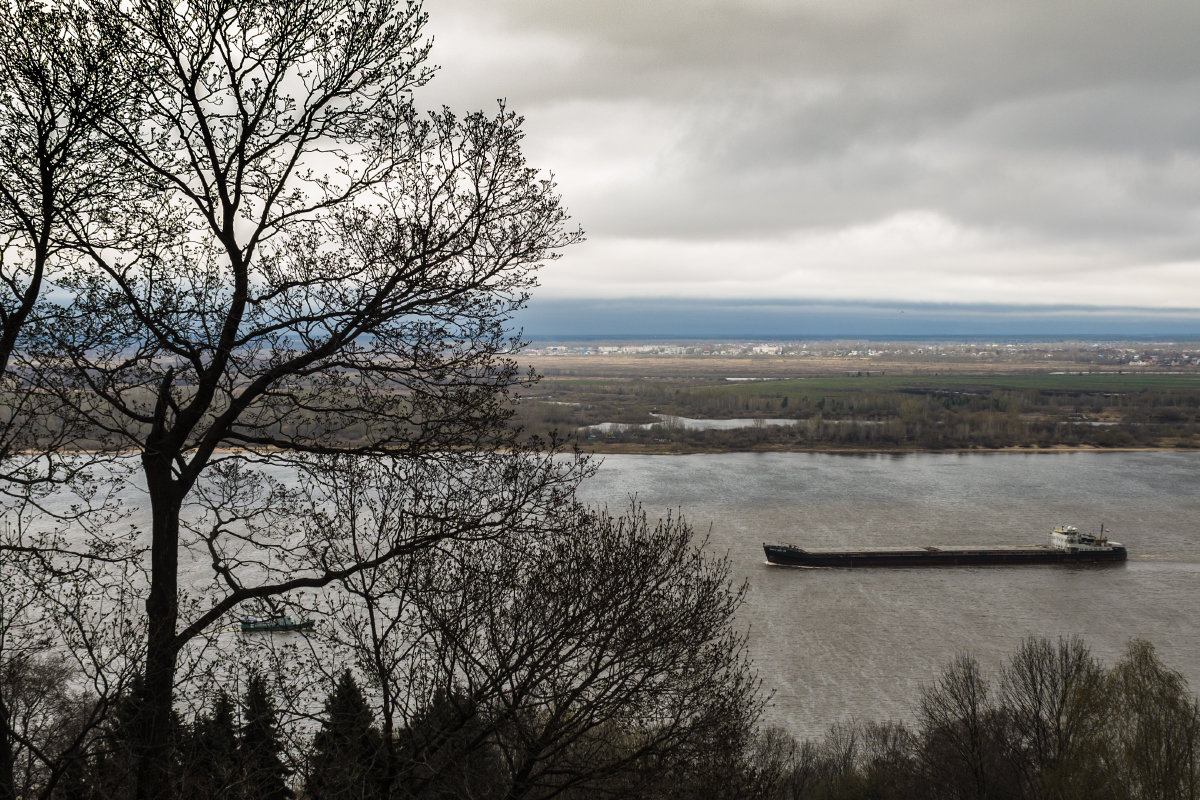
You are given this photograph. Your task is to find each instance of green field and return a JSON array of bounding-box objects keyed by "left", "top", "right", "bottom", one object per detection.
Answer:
[{"left": 716, "top": 373, "right": 1200, "bottom": 396}]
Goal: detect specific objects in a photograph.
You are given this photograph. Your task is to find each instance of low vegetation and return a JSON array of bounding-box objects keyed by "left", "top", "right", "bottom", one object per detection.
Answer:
[{"left": 515, "top": 372, "right": 1200, "bottom": 451}]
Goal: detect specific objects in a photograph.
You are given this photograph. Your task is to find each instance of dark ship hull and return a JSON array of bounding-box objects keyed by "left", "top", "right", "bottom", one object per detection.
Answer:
[
  {"left": 239, "top": 616, "right": 315, "bottom": 632},
  {"left": 763, "top": 543, "right": 1128, "bottom": 568}
]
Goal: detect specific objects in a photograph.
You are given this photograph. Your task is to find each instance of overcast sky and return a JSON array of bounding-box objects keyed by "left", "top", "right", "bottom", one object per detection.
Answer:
[{"left": 422, "top": 0, "right": 1200, "bottom": 332}]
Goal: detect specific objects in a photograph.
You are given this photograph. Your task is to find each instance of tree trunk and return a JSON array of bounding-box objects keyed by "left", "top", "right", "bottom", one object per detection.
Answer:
[
  {"left": 134, "top": 454, "right": 181, "bottom": 800},
  {"left": 375, "top": 712, "right": 395, "bottom": 800},
  {"left": 0, "top": 690, "right": 16, "bottom": 800}
]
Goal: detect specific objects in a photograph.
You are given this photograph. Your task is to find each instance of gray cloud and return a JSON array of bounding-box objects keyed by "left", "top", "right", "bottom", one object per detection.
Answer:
[
  {"left": 517, "top": 298, "right": 1200, "bottom": 339},
  {"left": 426, "top": 0, "right": 1200, "bottom": 311}
]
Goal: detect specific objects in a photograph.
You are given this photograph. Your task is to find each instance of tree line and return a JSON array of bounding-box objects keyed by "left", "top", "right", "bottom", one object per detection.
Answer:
[
  {"left": 752, "top": 636, "right": 1200, "bottom": 800},
  {"left": 9, "top": 633, "right": 1196, "bottom": 800},
  {"left": 514, "top": 382, "right": 1200, "bottom": 450},
  {"left": 567, "top": 415, "right": 1195, "bottom": 451}
]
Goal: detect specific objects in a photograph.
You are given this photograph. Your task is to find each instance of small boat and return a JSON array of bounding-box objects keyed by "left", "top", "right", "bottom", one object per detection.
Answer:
[
  {"left": 764, "top": 524, "right": 1127, "bottom": 568},
  {"left": 239, "top": 615, "right": 315, "bottom": 633}
]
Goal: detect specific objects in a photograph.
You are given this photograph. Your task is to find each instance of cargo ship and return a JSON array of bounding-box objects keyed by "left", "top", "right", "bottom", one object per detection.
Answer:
[
  {"left": 763, "top": 524, "right": 1126, "bottom": 568},
  {"left": 239, "top": 614, "right": 315, "bottom": 633}
]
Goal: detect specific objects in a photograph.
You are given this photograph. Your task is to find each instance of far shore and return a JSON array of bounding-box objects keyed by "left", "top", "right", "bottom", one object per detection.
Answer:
[
  {"left": 573, "top": 443, "right": 1198, "bottom": 456},
  {"left": 31, "top": 442, "right": 1197, "bottom": 457}
]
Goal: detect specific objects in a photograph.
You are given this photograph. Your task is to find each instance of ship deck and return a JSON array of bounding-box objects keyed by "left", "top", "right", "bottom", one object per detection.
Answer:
[
  {"left": 763, "top": 541, "right": 1127, "bottom": 567},
  {"left": 779, "top": 544, "right": 1056, "bottom": 554}
]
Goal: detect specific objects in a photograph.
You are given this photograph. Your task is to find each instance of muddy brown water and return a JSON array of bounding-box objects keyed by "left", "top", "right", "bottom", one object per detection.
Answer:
[{"left": 574, "top": 451, "right": 1200, "bottom": 738}]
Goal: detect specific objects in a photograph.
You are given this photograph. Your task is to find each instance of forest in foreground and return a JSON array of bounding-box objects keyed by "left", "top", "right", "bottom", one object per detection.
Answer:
[{"left": 7, "top": 634, "right": 1197, "bottom": 799}]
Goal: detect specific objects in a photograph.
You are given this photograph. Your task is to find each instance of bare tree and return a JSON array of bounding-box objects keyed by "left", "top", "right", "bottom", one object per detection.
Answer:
[
  {"left": 0, "top": 511, "right": 144, "bottom": 800},
  {"left": 275, "top": 450, "right": 582, "bottom": 795},
  {"left": 423, "top": 506, "right": 759, "bottom": 800},
  {"left": 304, "top": 501, "right": 761, "bottom": 800},
  {"left": 740, "top": 719, "right": 917, "bottom": 800},
  {"left": 1103, "top": 639, "right": 1200, "bottom": 800},
  {"left": 0, "top": 0, "right": 123, "bottom": 375},
  {"left": 746, "top": 726, "right": 822, "bottom": 800},
  {"left": 0, "top": 0, "right": 134, "bottom": 477},
  {"left": 745, "top": 638, "right": 1200, "bottom": 800},
  {"left": 857, "top": 720, "right": 919, "bottom": 799},
  {"left": 0, "top": 6, "right": 145, "bottom": 793},
  {"left": 918, "top": 652, "right": 1016, "bottom": 800},
  {"left": 9, "top": 0, "right": 581, "bottom": 795},
  {"left": 998, "top": 636, "right": 1110, "bottom": 800},
  {"left": 0, "top": 652, "right": 80, "bottom": 800}
]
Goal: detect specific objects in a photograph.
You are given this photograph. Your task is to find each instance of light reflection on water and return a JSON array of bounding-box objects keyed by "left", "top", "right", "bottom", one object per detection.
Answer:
[{"left": 574, "top": 451, "right": 1200, "bottom": 738}]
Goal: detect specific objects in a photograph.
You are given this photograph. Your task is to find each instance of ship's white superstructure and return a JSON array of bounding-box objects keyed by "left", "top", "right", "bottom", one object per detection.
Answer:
[{"left": 1049, "top": 524, "right": 1121, "bottom": 553}]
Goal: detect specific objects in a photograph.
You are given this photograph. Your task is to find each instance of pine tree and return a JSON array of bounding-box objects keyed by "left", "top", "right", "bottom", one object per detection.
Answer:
[
  {"left": 306, "top": 671, "right": 384, "bottom": 800},
  {"left": 50, "top": 746, "right": 93, "bottom": 800},
  {"left": 85, "top": 686, "right": 140, "bottom": 800},
  {"left": 183, "top": 691, "right": 239, "bottom": 799},
  {"left": 394, "top": 690, "right": 500, "bottom": 800},
  {"left": 240, "top": 673, "right": 291, "bottom": 800}
]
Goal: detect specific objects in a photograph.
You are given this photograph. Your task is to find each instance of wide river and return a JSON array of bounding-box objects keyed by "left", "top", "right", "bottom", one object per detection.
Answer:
[{"left": 572, "top": 451, "right": 1200, "bottom": 738}]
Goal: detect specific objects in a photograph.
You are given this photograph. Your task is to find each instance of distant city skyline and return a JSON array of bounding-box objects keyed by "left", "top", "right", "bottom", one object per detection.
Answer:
[{"left": 428, "top": 0, "right": 1200, "bottom": 334}]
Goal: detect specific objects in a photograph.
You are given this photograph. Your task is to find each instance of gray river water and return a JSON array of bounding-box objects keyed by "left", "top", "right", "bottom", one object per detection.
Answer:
[
  {"left": 573, "top": 451, "right": 1200, "bottom": 738},
  {"left": 26, "top": 450, "right": 1199, "bottom": 740}
]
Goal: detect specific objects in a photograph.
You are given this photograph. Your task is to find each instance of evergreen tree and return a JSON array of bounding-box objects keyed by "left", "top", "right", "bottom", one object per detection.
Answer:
[
  {"left": 240, "top": 673, "right": 291, "bottom": 800},
  {"left": 50, "top": 747, "right": 93, "bottom": 800},
  {"left": 182, "top": 691, "right": 240, "bottom": 799},
  {"left": 394, "top": 690, "right": 501, "bottom": 800},
  {"left": 306, "top": 671, "right": 384, "bottom": 800},
  {"left": 85, "top": 687, "right": 140, "bottom": 800}
]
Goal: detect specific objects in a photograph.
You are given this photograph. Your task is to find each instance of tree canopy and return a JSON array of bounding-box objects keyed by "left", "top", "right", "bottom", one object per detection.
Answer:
[{"left": 0, "top": 2, "right": 766, "bottom": 800}]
